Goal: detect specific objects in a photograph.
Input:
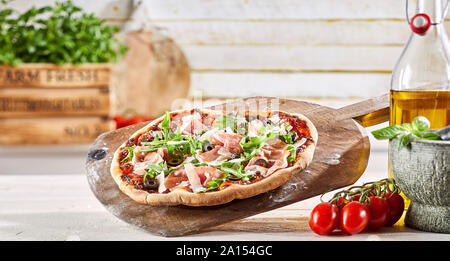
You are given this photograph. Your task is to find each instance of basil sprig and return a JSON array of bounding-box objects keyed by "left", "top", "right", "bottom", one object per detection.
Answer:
[{"left": 371, "top": 116, "right": 441, "bottom": 150}]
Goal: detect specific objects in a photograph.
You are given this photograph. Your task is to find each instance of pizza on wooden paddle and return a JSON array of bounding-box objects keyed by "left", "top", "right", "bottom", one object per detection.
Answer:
[{"left": 110, "top": 109, "right": 318, "bottom": 206}]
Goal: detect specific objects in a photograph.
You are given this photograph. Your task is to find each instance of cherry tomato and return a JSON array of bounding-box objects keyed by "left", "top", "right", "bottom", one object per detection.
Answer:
[
  {"left": 351, "top": 193, "right": 361, "bottom": 202},
  {"left": 309, "top": 202, "right": 339, "bottom": 235},
  {"left": 340, "top": 201, "right": 370, "bottom": 235},
  {"left": 384, "top": 192, "right": 405, "bottom": 226},
  {"left": 367, "top": 196, "right": 390, "bottom": 229}
]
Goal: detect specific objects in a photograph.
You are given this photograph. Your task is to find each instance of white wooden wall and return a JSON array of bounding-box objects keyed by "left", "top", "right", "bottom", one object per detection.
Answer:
[{"left": 5, "top": 0, "right": 430, "bottom": 100}]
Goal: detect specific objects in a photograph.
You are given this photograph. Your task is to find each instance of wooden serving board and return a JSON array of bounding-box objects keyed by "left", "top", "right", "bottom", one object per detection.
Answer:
[{"left": 85, "top": 94, "right": 389, "bottom": 237}]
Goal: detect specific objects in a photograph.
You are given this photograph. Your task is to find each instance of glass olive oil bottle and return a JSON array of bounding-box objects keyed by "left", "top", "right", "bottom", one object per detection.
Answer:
[
  {"left": 391, "top": 0, "right": 450, "bottom": 157},
  {"left": 390, "top": 0, "right": 450, "bottom": 224}
]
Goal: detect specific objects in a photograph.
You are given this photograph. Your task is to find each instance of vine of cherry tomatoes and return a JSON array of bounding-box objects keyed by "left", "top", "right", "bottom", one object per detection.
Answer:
[{"left": 309, "top": 178, "right": 405, "bottom": 235}]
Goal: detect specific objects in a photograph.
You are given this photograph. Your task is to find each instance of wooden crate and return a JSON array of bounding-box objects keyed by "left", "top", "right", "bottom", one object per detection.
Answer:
[
  {"left": 0, "top": 63, "right": 111, "bottom": 88},
  {"left": 0, "top": 63, "right": 114, "bottom": 145},
  {"left": 0, "top": 117, "right": 114, "bottom": 145},
  {"left": 0, "top": 88, "right": 111, "bottom": 118}
]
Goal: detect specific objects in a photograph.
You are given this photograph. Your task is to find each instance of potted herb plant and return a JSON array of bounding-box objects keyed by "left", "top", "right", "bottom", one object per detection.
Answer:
[{"left": 0, "top": 0, "right": 127, "bottom": 145}]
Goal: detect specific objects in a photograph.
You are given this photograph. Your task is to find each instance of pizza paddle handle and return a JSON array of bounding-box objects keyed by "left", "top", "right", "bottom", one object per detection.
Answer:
[{"left": 335, "top": 93, "right": 390, "bottom": 127}]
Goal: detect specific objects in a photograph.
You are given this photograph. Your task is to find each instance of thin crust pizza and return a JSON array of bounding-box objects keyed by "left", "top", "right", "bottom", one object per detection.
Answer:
[{"left": 110, "top": 109, "right": 318, "bottom": 206}]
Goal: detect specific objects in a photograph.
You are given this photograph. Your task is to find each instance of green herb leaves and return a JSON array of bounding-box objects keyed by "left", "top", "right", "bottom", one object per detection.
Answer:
[
  {"left": 158, "top": 111, "right": 171, "bottom": 138},
  {"left": 214, "top": 115, "right": 247, "bottom": 135},
  {"left": 371, "top": 116, "right": 441, "bottom": 149},
  {"left": 144, "top": 162, "right": 169, "bottom": 180},
  {"left": 0, "top": 0, "right": 126, "bottom": 65},
  {"left": 120, "top": 145, "right": 136, "bottom": 163},
  {"left": 141, "top": 112, "right": 201, "bottom": 165},
  {"left": 219, "top": 162, "right": 254, "bottom": 183}
]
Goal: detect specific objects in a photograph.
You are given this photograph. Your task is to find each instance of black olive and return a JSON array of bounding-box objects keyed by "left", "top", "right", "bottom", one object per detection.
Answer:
[
  {"left": 167, "top": 157, "right": 183, "bottom": 166},
  {"left": 143, "top": 177, "right": 159, "bottom": 190},
  {"left": 126, "top": 138, "right": 136, "bottom": 147},
  {"left": 254, "top": 158, "right": 268, "bottom": 168},
  {"left": 277, "top": 135, "right": 287, "bottom": 143},
  {"left": 228, "top": 175, "right": 241, "bottom": 181},
  {"left": 291, "top": 132, "right": 298, "bottom": 142},
  {"left": 202, "top": 142, "right": 215, "bottom": 152},
  {"left": 88, "top": 149, "right": 107, "bottom": 161}
]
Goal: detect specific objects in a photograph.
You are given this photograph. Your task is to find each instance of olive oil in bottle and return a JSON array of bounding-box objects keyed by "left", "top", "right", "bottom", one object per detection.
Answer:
[
  {"left": 389, "top": 0, "right": 450, "bottom": 225},
  {"left": 390, "top": 90, "right": 450, "bottom": 129}
]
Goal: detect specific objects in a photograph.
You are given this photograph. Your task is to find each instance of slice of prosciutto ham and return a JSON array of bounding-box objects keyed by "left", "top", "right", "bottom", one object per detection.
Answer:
[
  {"left": 131, "top": 147, "right": 167, "bottom": 176},
  {"left": 247, "top": 119, "right": 264, "bottom": 137},
  {"left": 163, "top": 164, "right": 225, "bottom": 192},
  {"left": 170, "top": 112, "right": 206, "bottom": 135},
  {"left": 196, "top": 146, "right": 232, "bottom": 164},
  {"left": 245, "top": 138, "right": 290, "bottom": 177},
  {"left": 209, "top": 130, "right": 243, "bottom": 154}
]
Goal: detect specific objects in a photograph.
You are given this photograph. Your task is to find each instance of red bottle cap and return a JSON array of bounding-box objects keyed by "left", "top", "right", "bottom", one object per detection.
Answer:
[{"left": 410, "top": 13, "right": 431, "bottom": 35}]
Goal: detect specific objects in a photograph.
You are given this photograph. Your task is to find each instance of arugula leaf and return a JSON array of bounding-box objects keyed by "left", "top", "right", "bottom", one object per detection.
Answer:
[
  {"left": 280, "top": 132, "right": 294, "bottom": 144},
  {"left": 215, "top": 115, "right": 236, "bottom": 129},
  {"left": 287, "top": 145, "right": 296, "bottom": 162},
  {"left": 143, "top": 162, "right": 171, "bottom": 182},
  {"left": 215, "top": 115, "right": 247, "bottom": 134},
  {"left": 139, "top": 111, "right": 203, "bottom": 166},
  {"left": 205, "top": 174, "right": 228, "bottom": 191},
  {"left": 120, "top": 145, "right": 136, "bottom": 163},
  {"left": 371, "top": 116, "right": 441, "bottom": 150},
  {"left": 219, "top": 162, "right": 254, "bottom": 182},
  {"left": 158, "top": 111, "right": 171, "bottom": 139}
]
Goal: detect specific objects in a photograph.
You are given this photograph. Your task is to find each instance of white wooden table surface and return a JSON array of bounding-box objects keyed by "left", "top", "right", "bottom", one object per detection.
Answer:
[{"left": 1, "top": 142, "right": 449, "bottom": 241}]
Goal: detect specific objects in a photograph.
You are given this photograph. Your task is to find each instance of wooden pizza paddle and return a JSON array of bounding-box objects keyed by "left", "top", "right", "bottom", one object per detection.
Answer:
[{"left": 85, "top": 94, "right": 389, "bottom": 237}]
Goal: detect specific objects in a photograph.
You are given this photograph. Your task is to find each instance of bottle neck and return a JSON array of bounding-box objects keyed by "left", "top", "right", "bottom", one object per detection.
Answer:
[{"left": 416, "top": 0, "right": 445, "bottom": 24}]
